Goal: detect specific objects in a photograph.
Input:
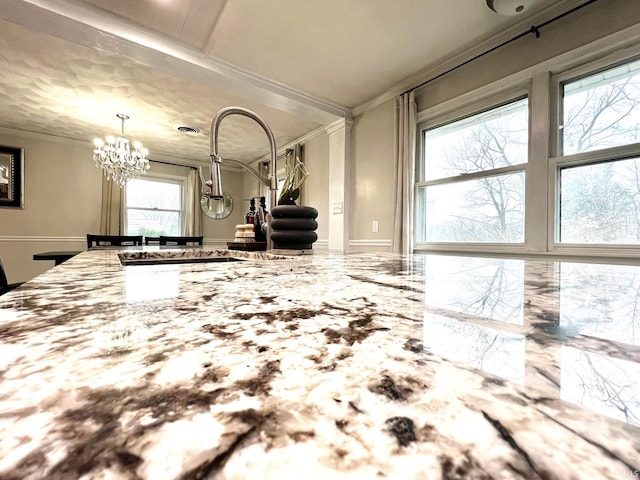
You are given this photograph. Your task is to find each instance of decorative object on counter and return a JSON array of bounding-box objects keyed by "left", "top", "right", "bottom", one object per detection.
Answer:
[
  {"left": 245, "top": 198, "right": 256, "bottom": 225},
  {"left": 244, "top": 196, "right": 267, "bottom": 242},
  {"left": 199, "top": 106, "right": 278, "bottom": 249},
  {"left": 0, "top": 145, "right": 24, "bottom": 209},
  {"left": 254, "top": 196, "right": 268, "bottom": 242},
  {"left": 227, "top": 223, "right": 267, "bottom": 251},
  {"left": 277, "top": 146, "right": 309, "bottom": 206},
  {"left": 234, "top": 224, "right": 256, "bottom": 242},
  {"left": 270, "top": 205, "right": 318, "bottom": 253},
  {"left": 200, "top": 191, "right": 233, "bottom": 219},
  {"left": 270, "top": 146, "right": 318, "bottom": 254},
  {"left": 93, "top": 114, "right": 150, "bottom": 187}
]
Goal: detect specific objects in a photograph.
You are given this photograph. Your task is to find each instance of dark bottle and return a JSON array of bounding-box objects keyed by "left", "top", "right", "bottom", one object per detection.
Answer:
[
  {"left": 254, "top": 196, "right": 268, "bottom": 242},
  {"left": 245, "top": 198, "right": 256, "bottom": 225}
]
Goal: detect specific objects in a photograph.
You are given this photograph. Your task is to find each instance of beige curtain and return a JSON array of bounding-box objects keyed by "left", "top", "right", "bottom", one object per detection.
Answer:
[
  {"left": 392, "top": 91, "right": 417, "bottom": 255},
  {"left": 99, "top": 176, "right": 123, "bottom": 235},
  {"left": 182, "top": 168, "right": 202, "bottom": 236}
]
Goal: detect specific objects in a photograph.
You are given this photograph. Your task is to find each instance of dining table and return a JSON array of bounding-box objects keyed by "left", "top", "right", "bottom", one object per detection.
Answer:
[{"left": 32, "top": 250, "right": 82, "bottom": 266}]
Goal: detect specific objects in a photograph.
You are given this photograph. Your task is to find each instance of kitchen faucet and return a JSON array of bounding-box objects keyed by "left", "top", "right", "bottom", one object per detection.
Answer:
[{"left": 200, "top": 106, "right": 278, "bottom": 250}]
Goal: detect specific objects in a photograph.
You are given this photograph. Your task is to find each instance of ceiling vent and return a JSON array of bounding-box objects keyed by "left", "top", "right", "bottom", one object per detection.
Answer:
[
  {"left": 176, "top": 125, "right": 199, "bottom": 134},
  {"left": 486, "top": 0, "right": 540, "bottom": 16}
]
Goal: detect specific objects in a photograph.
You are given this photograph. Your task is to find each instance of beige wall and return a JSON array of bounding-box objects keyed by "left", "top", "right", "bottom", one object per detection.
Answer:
[
  {"left": 0, "top": 132, "right": 101, "bottom": 282},
  {"left": 350, "top": 98, "right": 396, "bottom": 252},
  {"left": 300, "top": 133, "right": 329, "bottom": 245},
  {"left": 0, "top": 130, "right": 241, "bottom": 283}
]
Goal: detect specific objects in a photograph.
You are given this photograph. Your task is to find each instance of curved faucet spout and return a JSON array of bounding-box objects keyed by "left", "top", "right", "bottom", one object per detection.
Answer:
[{"left": 205, "top": 106, "right": 279, "bottom": 249}]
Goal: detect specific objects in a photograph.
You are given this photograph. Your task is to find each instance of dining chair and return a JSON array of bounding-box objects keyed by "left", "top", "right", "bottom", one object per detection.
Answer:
[
  {"left": 0, "top": 258, "right": 24, "bottom": 295},
  {"left": 144, "top": 236, "right": 160, "bottom": 245},
  {"left": 87, "top": 234, "right": 143, "bottom": 249},
  {"left": 159, "top": 235, "right": 204, "bottom": 246}
]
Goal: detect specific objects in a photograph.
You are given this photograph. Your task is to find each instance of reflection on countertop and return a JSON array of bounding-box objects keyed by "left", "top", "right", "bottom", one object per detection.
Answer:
[
  {"left": 420, "top": 255, "right": 640, "bottom": 428},
  {"left": 0, "top": 248, "right": 639, "bottom": 479}
]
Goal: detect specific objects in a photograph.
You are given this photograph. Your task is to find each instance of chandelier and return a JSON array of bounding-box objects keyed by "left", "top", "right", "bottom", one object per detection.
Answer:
[{"left": 93, "top": 113, "right": 150, "bottom": 187}]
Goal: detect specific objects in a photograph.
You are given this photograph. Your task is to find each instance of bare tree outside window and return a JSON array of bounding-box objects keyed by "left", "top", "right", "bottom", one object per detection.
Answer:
[
  {"left": 560, "top": 58, "right": 640, "bottom": 244},
  {"left": 420, "top": 98, "right": 527, "bottom": 243}
]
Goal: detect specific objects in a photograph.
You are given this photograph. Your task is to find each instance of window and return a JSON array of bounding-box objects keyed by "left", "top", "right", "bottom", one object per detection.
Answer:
[
  {"left": 414, "top": 39, "right": 640, "bottom": 258},
  {"left": 125, "top": 178, "right": 182, "bottom": 236},
  {"left": 557, "top": 57, "right": 640, "bottom": 245},
  {"left": 416, "top": 97, "right": 528, "bottom": 244}
]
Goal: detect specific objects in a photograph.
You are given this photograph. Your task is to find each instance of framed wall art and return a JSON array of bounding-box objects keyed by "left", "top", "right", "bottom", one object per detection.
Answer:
[{"left": 0, "top": 145, "right": 24, "bottom": 209}]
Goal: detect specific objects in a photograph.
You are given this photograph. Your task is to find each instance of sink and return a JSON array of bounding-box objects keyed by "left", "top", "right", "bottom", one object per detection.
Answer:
[
  {"left": 117, "top": 248, "right": 294, "bottom": 266},
  {"left": 119, "top": 256, "right": 243, "bottom": 266}
]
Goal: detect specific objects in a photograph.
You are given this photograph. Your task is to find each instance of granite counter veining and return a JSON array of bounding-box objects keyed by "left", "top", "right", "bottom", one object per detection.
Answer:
[{"left": 0, "top": 248, "right": 639, "bottom": 479}]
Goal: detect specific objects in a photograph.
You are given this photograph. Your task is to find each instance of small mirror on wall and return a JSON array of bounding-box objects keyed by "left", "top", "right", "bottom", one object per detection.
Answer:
[
  {"left": 0, "top": 145, "right": 24, "bottom": 209},
  {"left": 200, "top": 192, "right": 233, "bottom": 219}
]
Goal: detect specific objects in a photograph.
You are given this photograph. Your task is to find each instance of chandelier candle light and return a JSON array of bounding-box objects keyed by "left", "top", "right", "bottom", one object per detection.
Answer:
[{"left": 93, "top": 113, "right": 150, "bottom": 186}]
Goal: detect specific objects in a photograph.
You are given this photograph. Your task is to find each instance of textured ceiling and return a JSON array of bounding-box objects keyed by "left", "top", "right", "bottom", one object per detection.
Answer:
[
  {"left": 0, "top": 19, "right": 319, "bottom": 163},
  {"left": 0, "top": 0, "right": 576, "bottom": 165}
]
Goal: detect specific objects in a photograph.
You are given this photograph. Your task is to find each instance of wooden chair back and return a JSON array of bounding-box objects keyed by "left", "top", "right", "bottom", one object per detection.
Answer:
[
  {"left": 87, "top": 234, "right": 143, "bottom": 249},
  {"left": 159, "top": 235, "right": 204, "bottom": 246}
]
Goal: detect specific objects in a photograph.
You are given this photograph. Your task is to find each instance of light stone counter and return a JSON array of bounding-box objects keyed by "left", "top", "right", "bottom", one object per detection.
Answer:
[{"left": 0, "top": 248, "right": 639, "bottom": 479}]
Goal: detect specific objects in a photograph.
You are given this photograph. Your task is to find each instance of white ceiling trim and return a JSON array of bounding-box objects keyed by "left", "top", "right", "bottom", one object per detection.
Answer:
[
  {"left": 351, "top": 0, "right": 585, "bottom": 117},
  {"left": 2, "top": 0, "right": 351, "bottom": 125}
]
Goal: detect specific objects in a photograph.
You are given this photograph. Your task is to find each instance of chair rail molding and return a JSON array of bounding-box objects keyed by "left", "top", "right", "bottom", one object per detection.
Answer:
[{"left": 0, "top": 236, "right": 86, "bottom": 242}]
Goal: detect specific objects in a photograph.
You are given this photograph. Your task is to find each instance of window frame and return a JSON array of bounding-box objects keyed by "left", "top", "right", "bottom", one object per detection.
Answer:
[
  {"left": 124, "top": 173, "right": 186, "bottom": 237},
  {"left": 415, "top": 86, "right": 531, "bottom": 254},
  {"left": 548, "top": 51, "right": 640, "bottom": 257},
  {"left": 413, "top": 35, "right": 640, "bottom": 260}
]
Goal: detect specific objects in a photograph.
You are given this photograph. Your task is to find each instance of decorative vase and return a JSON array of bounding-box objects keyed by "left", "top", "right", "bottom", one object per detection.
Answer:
[{"left": 270, "top": 205, "right": 318, "bottom": 252}]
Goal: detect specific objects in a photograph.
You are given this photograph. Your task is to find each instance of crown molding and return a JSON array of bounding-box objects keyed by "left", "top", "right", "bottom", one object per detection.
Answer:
[{"left": 325, "top": 118, "right": 354, "bottom": 136}]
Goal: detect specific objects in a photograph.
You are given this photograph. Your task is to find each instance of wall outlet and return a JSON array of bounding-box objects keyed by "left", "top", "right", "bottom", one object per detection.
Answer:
[
  {"left": 372, "top": 220, "right": 379, "bottom": 233},
  {"left": 332, "top": 202, "right": 343, "bottom": 214}
]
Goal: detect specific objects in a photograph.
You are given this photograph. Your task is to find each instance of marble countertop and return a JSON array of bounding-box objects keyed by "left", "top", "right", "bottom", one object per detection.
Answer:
[{"left": 0, "top": 248, "right": 639, "bottom": 479}]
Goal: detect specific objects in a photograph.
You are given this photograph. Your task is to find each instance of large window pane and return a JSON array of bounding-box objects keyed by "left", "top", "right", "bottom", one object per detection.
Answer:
[
  {"left": 127, "top": 179, "right": 181, "bottom": 210},
  {"left": 423, "top": 98, "right": 528, "bottom": 181},
  {"left": 127, "top": 209, "right": 180, "bottom": 236},
  {"left": 562, "top": 58, "right": 640, "bottom": 155},
  {"left": 559, "top": 157, "right": 640, "bottom": 243},
  {"left": 420, "top": 172, "right": 525, "bottom": 243},
  {"left": 126, "top": 178, "right": 182, "bottom": 236}
]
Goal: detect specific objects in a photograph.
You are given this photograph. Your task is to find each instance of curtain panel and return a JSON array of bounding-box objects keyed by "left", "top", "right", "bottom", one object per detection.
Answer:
[
  {"left": 182, "top": 168, "right": 202, "bottom": 236},
  {"left": 99, "top": 176, "right": 123, "bottom": 235},
  {"left": 392, "top": 91, "right": 417, "bottom": 254}
]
